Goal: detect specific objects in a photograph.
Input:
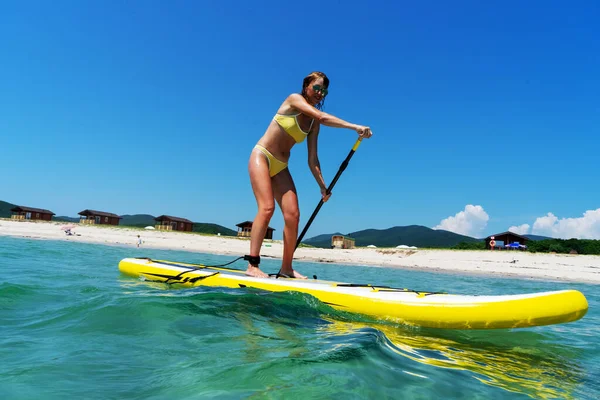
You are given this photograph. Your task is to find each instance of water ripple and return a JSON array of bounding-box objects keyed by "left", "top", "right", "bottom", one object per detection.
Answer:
[{"left": 0, "top": 236, "right": 598, "bottom": 399}]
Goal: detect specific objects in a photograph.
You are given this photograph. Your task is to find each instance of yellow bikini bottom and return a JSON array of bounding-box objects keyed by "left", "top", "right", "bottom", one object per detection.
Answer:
[{"left": 254, "top": 145, "right": 288, "bottom": 177}]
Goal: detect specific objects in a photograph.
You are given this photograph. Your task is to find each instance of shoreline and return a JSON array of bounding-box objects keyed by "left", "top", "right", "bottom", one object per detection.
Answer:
[{"left": 1, "top": 219, "right": 599, "bottom": 284}]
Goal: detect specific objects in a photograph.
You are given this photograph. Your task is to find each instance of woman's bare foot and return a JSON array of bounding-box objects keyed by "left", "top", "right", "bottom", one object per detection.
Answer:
[
  {"left": 279, "top": 269, "right": 307, "bottom": 279},
  {"left": 245, "top": 265, "right": 269, "bottom": 278}
]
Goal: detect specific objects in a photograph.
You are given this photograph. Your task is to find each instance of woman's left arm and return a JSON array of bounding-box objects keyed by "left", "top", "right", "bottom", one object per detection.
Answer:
[{"left": 307, "top": 123, "right": 331, "bottom": 202}]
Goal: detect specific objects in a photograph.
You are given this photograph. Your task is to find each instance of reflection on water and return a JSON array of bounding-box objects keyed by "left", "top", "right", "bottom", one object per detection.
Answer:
[{"left": 320, "top": 317, "right": 585, "bottom": 399}]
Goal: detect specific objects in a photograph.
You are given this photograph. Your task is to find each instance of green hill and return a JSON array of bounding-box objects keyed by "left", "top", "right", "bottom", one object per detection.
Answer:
[
  {"left": 0, "top": 200, "right": 16, "bottom": 218},
  {"left": 1, "top": 200, "right": 237, "bottom": 236},
  {"left": 304, "top": 225, "right": 482, "bottom": 248},
  {"left": 192, "top": 223, "right": 237, "bottom": 236},
  {"left": 302, "top": 232, "right": 344, "bottom": 244},
  {"left": 112, "top": 214, "right": 237, "bottom": 236},
  {"left": 118, "top": 214, "right": 236, "bottom": 236},
  {"left": 120, "top": 214, "right": 157, "bottom": 227},
  {"left": 54, "top": 216, "right": 79, "bottom": 223},
  {"left": 524, "top": 234, "right": 552, "bottom": 241},
  {"left": 0, "top": 198, "right": 560, "bottom": 244}
]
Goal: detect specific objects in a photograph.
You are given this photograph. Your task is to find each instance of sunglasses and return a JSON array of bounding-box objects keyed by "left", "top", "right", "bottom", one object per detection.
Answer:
[{"left": 312, "top": 85, "right": 328, "bottom": 96}]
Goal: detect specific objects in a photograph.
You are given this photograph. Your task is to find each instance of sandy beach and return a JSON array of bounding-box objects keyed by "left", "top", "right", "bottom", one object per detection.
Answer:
[{"left": 1, "top": 219, "right": 599, "bottom": 284}]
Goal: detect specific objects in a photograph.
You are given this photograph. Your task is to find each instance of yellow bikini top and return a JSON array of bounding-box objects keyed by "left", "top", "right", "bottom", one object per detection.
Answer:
[{"left": 273, "top": 113, "right": 314, "bottom": 143}]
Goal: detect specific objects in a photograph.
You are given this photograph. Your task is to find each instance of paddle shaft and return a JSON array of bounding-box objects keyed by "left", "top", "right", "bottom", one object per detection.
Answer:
[{"left": 295, "top": 138, "right": 363, "bottom": 250}]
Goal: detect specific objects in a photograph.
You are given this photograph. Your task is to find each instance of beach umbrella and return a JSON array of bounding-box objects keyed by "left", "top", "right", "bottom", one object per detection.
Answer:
[
  {"left": 144, "top": 226, "right": 155, "bottom": 230},
  {"left": 61, "top": 224, "right": 76, "bottom": 231}
]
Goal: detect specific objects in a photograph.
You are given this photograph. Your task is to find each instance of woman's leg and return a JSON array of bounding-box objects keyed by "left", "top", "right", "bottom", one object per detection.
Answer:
[
  {"left": 247, "top": 149, "right": 275, "bottom": 278},
  {"left": 272, "top": 169, "right": 306, "bottom": 279}
]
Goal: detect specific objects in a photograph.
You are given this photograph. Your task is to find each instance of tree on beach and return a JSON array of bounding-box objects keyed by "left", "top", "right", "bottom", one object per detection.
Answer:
[
  {"left": 526, "top": 239, "right": 600, "bottom": 255},
  {"left": 452, "top": 241, "right": 486, "bottom": 250}
]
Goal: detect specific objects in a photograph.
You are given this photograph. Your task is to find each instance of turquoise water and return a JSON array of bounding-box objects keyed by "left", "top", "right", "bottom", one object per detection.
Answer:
[{"left": 1, "top": 236, "right": 599, "bottom": 399}]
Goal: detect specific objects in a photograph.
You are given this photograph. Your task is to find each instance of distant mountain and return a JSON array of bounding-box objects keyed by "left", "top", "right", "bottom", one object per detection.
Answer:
[
  {"left": 524, "top": 234, "right": 552, "bottom": 241},
  {"left": 304, "top": 225, "right": 481, "bottom": 248},
  {"left": 0, "top": 198, "right": 554, "bottom": 243},
  {"left": 192, "top": 223, "right": 237, "bottom": 237},
  {"left": 302, "top": 232, "right": 345, "bottom": 244},
  {"left": 1, "top": 201, "right": 236, "bottom": 236},
  {"left": 119, "top": 214, "right": 237, "bottom": 236},
  {"left": 0, "top": 200, "right": 16, "bottom": 218},
  {"left": 120, "top": 214, "right": 157, "bottom": 227},
  {"left": 54, "top": 216, "right": 79, "bottom": 223}
]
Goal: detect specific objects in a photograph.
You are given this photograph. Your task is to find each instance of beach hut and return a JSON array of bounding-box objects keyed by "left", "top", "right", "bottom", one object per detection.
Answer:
[
  {"left": 10, "top": 206, "right": 55, "bottom": 221},
  {"left": 236, "top": 221, "right": 275, "bottom": 239},
  {"left": 155, "top": 215, "right": 194, "bottom": 232},
  {"left": 486, "top": 231, "right": 528, "bottom": 250},
  {"left": 78, "top": 209, "right": 122, "bottom": 225},
  {"left": 331, "top": 235, "right": 355, "bottom": 249}
]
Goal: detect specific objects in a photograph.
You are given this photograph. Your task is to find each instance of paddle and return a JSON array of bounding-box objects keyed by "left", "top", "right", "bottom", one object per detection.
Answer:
[{"left": 295, "top": 137, "right": 363, "bottom": 250}]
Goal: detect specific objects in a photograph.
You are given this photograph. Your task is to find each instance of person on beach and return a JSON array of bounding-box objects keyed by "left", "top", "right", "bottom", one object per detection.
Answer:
[{"left": 245, "top": 71, "right": 373, "bottom": 279}]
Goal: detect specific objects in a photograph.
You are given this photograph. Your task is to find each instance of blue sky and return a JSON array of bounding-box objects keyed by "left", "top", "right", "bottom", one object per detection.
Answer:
[{"left": 2, "top": 1, "right": 599, "bottom": 240}]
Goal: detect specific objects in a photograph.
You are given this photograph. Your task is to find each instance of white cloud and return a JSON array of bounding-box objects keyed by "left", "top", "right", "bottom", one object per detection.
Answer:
[
  {"left": 434, "top": 205, "right": 489, "bottom": 237},
  {"left": 531, "top": 209, "right": 600, "bottom": 239},
  {"left": 508, "top": 224, "right": 530, "bottom": 235}
]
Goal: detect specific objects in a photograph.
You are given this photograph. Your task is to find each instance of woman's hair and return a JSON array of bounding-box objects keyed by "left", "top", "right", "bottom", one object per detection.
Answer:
[{"left": 301, "top": 71, "right": 329, "bottom": 110}]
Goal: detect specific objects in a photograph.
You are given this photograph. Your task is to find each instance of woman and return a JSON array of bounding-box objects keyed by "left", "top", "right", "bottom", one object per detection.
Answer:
[{"left": 246, "top": 71, "right": 373, "bottom": 278}]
